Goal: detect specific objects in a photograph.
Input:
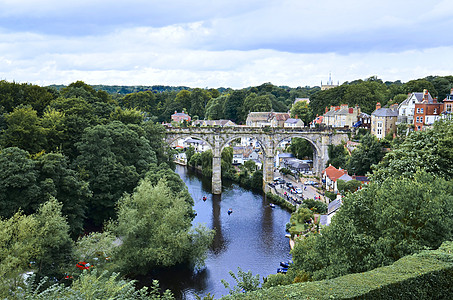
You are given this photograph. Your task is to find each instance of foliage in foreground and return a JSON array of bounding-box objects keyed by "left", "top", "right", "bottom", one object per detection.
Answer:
[
  {"left": 222, "top": 241, "right": 453, "bottom": 300},
  {"left": 13, "top": 270, "right": 174, "bottom": 300},
  {"left": 108, "top": 178, "right": 214, "bottom": 276}
]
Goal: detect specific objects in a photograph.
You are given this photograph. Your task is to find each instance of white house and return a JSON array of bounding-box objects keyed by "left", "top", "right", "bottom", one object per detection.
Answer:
[
  {"left": 284, "top": 118, "right": 304, "bottom": 128},
  {"left": 398, "top": 90, "right": 434, "bottom": 124}
]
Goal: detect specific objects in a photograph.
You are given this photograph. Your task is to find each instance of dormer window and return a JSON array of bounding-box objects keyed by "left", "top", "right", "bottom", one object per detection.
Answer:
[{"left": 434, "top": 108, "right": 437, "bottom": 114}]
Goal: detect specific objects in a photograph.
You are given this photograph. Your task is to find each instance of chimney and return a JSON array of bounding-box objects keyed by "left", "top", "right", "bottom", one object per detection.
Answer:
[
  {"left": 335, "top": 106, "right": 340, "bottom": 111},
  {"left": 450, "top": 88, "right": 453, "bottom": 95},
  {"left": 423, "top": 89, "right": 428, "bottom": 101},
  {"left": 174, "top": 110, "right": 177, "bottom": 114},
  {"left": 349, "top": 107, "right": 353, "bottom": 114},
  {"left": 376, "top": 102, "right": 381, "bottom": 110},
  {"left": 325, "top": 107, "right": 329, "bottom": 113}
]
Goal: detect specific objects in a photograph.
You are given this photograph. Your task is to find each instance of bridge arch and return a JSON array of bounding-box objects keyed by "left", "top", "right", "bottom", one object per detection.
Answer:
[
  {"left": 166, "top": 134, "right": 214, "bottom": 150},
  {"left": 220, "top": 135, "right": 266, "bottom": 154}
]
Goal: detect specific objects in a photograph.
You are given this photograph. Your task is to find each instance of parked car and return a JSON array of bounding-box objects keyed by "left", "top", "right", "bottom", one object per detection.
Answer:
[
  {"left": 295, "top": 187, "right": 303, "bottom": 194},
  {"left": 305, "top": 180, "right": 317, "bottom": 185},
  {"left": 286, "top": 182, "right": 293, "bottom": 188}
]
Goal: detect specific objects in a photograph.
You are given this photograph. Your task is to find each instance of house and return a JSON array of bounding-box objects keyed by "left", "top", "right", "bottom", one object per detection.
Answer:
[
  {"left": 277, "top": 152, "right": 294, "bottom": 168},
  {"left": 310, "top": 115, "right": 323, "bottom": 127},
  {"left": 441, "top": 88, "right": 453, "bottom": 120},
  {"left": 284, "top": 118, "right": 304, "bottom": 128},
  {"left": 322, "top": 165, "right": 349, "bottom": 192},
  {"left": 398, "top": 90, "right": 434, "bottom": 124},
  {"left": 322, "top": 104, "right": 361, "bottom": 128},
  {"left": 283, "top": 158, "right": 310, "bottom": 173},
  {"left": 319, "top": 194, "right": 343, "bottom": 227},
  {"left": 355, "top": 112, "right": 371, "bottom": 129},
  {"left": 245, "top": 112, "right": 272, "bottom": 127},
  {"left": 413, "top": 97, "right": 443, "bottom": 131},
  {"left": 371, "top": 103, "right": 398, "bottom": 139},
  {"left": 171, "top": 111, "right": 191, "bottom": 123},
  {"left": 245, "top": 112, "right": 290, "bottom": 127},
  {"left": 322, "top": 106, "right": 340, "bottom": 127},
  {"left": 183, "top": 138, "right": 208, "bottom": 152},
  {"left": 352, "top": 175, "right": 370, "bottom": 185},
  {"left": 270, "top": 112, "right": 291, "bottom": 127}
]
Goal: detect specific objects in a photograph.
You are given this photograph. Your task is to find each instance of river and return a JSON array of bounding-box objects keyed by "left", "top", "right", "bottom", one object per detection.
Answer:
[{"left": 150, "top": 165, "right": 292, "bottom": 299}]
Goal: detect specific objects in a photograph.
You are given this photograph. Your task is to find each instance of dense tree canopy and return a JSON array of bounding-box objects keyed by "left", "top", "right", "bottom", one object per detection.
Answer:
[{"left": 108, "top": 178, "right": 213, "bottom": 275}]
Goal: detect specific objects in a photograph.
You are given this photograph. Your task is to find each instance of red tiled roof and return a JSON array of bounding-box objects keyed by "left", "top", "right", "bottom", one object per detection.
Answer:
[{"left": 322, "top": 165, "right": 348, "bottom": 182}]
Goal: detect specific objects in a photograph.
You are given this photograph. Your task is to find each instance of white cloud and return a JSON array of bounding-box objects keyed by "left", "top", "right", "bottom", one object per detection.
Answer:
[{"left": 0, "top": 0, "right": 452, "bottom": 88}]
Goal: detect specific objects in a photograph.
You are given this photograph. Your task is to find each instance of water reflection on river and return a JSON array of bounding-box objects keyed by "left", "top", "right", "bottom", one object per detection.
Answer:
[{"left": 156, "top": 165, "right": 292, "bottom": 299}]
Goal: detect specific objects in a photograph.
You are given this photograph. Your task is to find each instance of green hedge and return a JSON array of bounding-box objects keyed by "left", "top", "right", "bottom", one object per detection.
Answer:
[{"left": 223, "top": 241, "right": 453, "bottom": 299}]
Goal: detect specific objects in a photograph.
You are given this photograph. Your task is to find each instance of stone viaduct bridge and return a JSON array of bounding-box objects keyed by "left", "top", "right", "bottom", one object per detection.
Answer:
[{"left": 165, "top": 126, "right": 350, "bottom": 194}]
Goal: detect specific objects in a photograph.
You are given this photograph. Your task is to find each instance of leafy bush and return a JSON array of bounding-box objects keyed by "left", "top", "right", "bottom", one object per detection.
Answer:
[{"left": 223, "top": 241, "right": 453, "bottom": 299}]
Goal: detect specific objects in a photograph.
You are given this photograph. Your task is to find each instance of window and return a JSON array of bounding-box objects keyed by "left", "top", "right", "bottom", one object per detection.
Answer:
[
  {"left": 420, "top": 116, "right": 423, "bottom": 123},
  {"left": 420, "top": 108, "right": 424, "bottom": 113},
  {"left": 434, "top": 108, "right": 437, "bottom": 114},
  {"left": 416, "top": 116, "right": 420, "bottom": 123},
  {"left": 416, "top": 108, "right": 420, "bottom": 113}
]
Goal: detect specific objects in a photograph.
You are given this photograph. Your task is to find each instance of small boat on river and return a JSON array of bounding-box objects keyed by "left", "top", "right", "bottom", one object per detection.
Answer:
[
  {"left": 227, "top": 208, "right": 233, "bottom": 215},
  {"left": 270, "top": 203, "right": 275, "bottom": 208}
]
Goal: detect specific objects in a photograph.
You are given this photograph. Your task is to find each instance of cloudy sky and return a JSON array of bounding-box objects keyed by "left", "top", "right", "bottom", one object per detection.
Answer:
[{"left": 0, "top": 0, "right": 452, "bottom": 88}]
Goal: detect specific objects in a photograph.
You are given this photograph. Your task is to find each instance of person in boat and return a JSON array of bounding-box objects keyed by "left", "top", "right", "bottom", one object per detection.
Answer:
[
  {"left": 227, "top": 208, "right": 233, "bottom": 215},
  {"left": 202, "top": 196, "right": 207, "bottom": 201}
]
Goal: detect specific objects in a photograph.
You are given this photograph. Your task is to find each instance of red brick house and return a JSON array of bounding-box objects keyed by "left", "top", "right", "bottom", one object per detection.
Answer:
[
  {"left": 413, "top": 90, "right": 442, "bottom": 131},
  {"left": 171, "top": 111, "right": 191, "bottom": 123}
]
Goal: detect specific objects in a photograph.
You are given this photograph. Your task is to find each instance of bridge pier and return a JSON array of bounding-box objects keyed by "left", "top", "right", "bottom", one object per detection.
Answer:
[
  {"left": 212, "top": 155, "right": 222, "bottom": 194},
  {"left": 263, "top": 155, "right": 275, "bottom": 192}
]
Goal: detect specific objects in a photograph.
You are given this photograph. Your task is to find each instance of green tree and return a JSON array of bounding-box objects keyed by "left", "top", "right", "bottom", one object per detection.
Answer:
[
  {"left": 347, "top": 133, "right": 384, "bottom": 176},
  {"left": 290, "top": 100, "right": 311, "bottom": 125},
  {"left": 185, "top": 146, "right": 195, "bottom": 165},
  {"left": 336, "top": 179, "right": 362, "bottom": 194},
  {"left": 190, "top": 88, "right": 210, "bottom": 119},
  {"left": 223, "top": 90, "right": 245, "bottom": 124},
  {"left": 326, "top": 144, "right": 349, "bottom": 168},
  {"left": 41, "top": 107, "right": 66, "bottom": 153},
  {"left": 0, "top": 147, "right": 40, "bottom": 217},
  {"left": 205, "top": 96, "right": 224, "bottom": 120},
  {"left": 372, "top": 119, "right": 453, "bottom": 182},
  {"left": 201, "top": 149, "right": 213, "bottom": 177},
  {"left": 74, "top": 121, "right": 156, "bottom": 225},
  {"left": 291, "top": 170, "right": 453, "bottom": 281},
  {"left": 121, "top": 90, "right": 157, "bottom": 112},
  {"left": 242, "top": 93, "right": 272, "bottom": 115},
  {"left": 1, "top": 105, "right": 47, "bottom": 154},
  {"left": 108, "top": 178, "right": 213, "bottom": 275},
  {"left": 221, "top": 267, "right": 261, "bottom": 295},
  {"left": 35, "top": 152, "right": 91, "bottom": 237},
  {"left": 403, "top": 79, "right": 437, "bottom": 97},
  {"left": 0, "top": 211, "right": 40, "bottom": 296},
  {"left": 110, "top": 107, "right": 144, "bottom": 125},
  {"left": 289, "top": 138, "right": 313, "bottom": 160},
  {"left": 33, "top": 197, "right": 74, "bottom": 279}
]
